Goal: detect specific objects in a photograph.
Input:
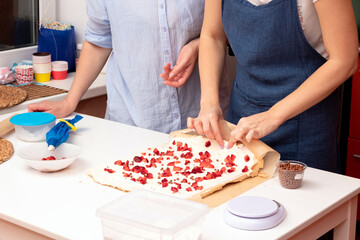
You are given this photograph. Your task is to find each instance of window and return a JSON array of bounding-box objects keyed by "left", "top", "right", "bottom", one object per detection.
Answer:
[{"left": 0, "top": 0, "right": 39, "bottom": 52}]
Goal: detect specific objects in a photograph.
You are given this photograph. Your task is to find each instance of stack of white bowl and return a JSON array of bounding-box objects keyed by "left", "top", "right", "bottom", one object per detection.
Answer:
[{"left": 32, "top": 52, "right": 51, "bottom": 82}]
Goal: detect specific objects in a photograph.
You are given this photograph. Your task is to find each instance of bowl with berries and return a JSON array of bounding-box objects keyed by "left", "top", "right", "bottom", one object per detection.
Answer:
[{"left": 17, "top": 142, "right": 81, "bottom": 172}]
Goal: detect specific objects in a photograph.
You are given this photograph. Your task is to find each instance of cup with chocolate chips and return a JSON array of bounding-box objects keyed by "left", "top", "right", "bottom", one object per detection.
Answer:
[{"left": 277, "top": 160, "right": 307, "bottom": 189}]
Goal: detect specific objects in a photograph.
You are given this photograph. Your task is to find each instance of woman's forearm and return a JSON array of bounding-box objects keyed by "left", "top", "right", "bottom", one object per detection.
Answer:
[
  {"left": 65, "top": 40, "right": 112, "bottom": 108},
  {"left": 199, "top": 0, "right": 228, "bottom": 108}
]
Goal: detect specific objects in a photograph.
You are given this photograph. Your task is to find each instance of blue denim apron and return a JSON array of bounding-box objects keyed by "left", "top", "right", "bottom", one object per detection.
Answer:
[{"left": 223, "top": 0, "right": 340, "bottom": 172}]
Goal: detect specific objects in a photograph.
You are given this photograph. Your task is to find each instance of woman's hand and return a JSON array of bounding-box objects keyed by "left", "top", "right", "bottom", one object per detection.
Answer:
[
  {"left": 227, "top": 110, "right": 282, "bottom": 148},
  {"left": 161, "top": 39, "right": 199, "bottom": 88},
  {"left": 187, "top": 104, "right": 225, "bottom": 147},
  {"left": 28, "top": 98, "right": 76, "bottom": 118}
]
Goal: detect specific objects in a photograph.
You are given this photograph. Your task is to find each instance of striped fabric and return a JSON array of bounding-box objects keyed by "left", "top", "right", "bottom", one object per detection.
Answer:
[{"left": 85, "top": 0, "right": 204, "bottom": 133}]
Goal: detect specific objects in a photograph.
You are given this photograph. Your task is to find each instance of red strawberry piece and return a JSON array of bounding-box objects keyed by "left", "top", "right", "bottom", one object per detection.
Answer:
[
  {"left": 195, "top": 177, "right": 204, "bottom": 182},
  {"left": 205, "top": 172, "right": 213, "bottom": 180},
  {"left": 227, "top": 167, "right": 236, "bottom": 173},
  {"left": 242, "top": 166, "right": 249, "bottom": 172},
  {"left": 172, "top": 140, "right": 176, "bottom": 145},
  {"left": 160, "top": 168, "right": 172, "bottom": 177},
  {"left": 173, "top": 166, "right": 183, "bottom": 172},
  {"left": 200, "top": 161, "right": 215, "bottom": 169},
  {"left": 244, "top": 155, "right": 250, "bottom": 162},
  {"left": 181, "top": 179, "right": 188, "bottom": 183},
  {"left": 191, "top": 166, "right": 204, "bottom": 174},
  {"left": 137, "top": 176, "right": 147, "bottom": 184},
  {"left": 131, "top": 178, "right": 136, "bottom": 182},
  {"left": 104, "top": 168, "right": 115, "bottom": 173},
  {"left": 114, "top": 160, "right": 124, "bottom": 166},
  {"left": 185, "top": 166, "right": 190, "bottom": 171},
  {"left": 123, "top": 160, "right": 130, "bottom": 171},
  {"left": 176, "top": 141, "right": 183, "bottom": 147},
  {"left": 165, "top": 150, "right": 174, "bottom": 156},
  {"left": 184, "top": 160, "right": 190, "bottom": 165},
  {"left": 191, "top": 182, "right": 198, "bottom": 188},
  {"left": 161, "top": 178, "right": 168, "bottom": 183},
  {"left": 221, "top": 167, "right": 227, "bottom": 173},
  {"left": 41, "top": 158, "right": 47, "bottom": 160},
  {"left": 123, "top": 173, "right": 130, "bottom": 177},
  {"left": 194, "top": 185, "right": 203, "bottom": 191},
  {"left": 205, "top": 141, "right": 211, "bottom": 147},
  {"left": 162, "top": 182, "right": 169, "bottom": 188},
  {"left": 146, "top": 173, "right": 153, "bottom": 179},
  {"left": 133, "top": 156, "right": 142, "bottom": 162},
  {"left": 167, "top": 162, "right": 175, "bottom": 166},
  {"left": 175, "top": 183, "right": 182, "bottom": 189},
  {"left": 153, "top": 148, "right": 160, "bottom": 155},
  {"left": 171, "top": 187, "right": 179, "bottom": 193},
  {"left": 186, "top": 187, "right": 193, "bottom": 192},
  {"left": 47, "top": 156, "right": 56, "bottom": 160}
]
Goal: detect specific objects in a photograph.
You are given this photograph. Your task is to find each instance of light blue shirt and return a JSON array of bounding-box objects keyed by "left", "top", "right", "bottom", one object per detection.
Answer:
[{"left": 85, "top": 0, "right": 204, "bottom": 133}]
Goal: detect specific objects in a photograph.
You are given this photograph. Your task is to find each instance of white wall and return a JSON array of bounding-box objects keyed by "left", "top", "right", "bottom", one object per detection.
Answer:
[{"left": 55, "top": 0, "right": 87, "bottom": 45}]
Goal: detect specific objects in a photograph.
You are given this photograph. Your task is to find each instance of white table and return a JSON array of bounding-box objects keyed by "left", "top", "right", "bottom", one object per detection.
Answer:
[{"left": 0, "top": 112, "right": 359, "bottom": 240}]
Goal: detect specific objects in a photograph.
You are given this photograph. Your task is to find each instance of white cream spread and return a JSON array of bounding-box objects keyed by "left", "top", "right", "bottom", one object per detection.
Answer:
[{"left": 87, "top": 136, "right": 257, "bottom": 199}]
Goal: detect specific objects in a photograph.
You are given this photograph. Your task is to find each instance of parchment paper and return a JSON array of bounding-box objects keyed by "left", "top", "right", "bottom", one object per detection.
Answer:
[{"left": 170, "top": 120, "right": 280, "bottom": 208}]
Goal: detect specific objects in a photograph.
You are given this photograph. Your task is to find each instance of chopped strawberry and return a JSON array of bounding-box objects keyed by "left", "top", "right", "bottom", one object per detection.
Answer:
[
  {"left": 123, "top": 160, "right": 130, "bottom": 171},
  {"left": 162, "top": 182, "right": 169, "bottom": 188},
  {"left": 181, "top": 179, "right": 188, "bottom": 183},
  {"left": 137, "top": 176, "right": 147, "bottom": 184},
  {"left": 186, "top": 187, "right": 193, "bottom": 192},
  {"left": 153, "top": 148, "right": 160, "bottom": 155},
  {"left": 167, "top": 162, "right": 175, "bottom": 166},
  {"left": 194, "top": 185, "right": 203, "bottom": 191},
  {"left": 171, "top": 187, "right": 179, "bottom": 193},
  {"left": 104, "top": 168, "right": 115, "bottom": 173},
  {"left": 123, "top": 173, "right": 130, "bottom": 177},
  {"left": 173, "top": 166, "right": 183, "bottom": 172},
  {"left": 165, "top": 150, "right": 174, "bottom": 156},
  {"left": 242, "top": 166, "right": 249, "bottom": 172},
  {"left": 160, "top": 168, "right": 172, "bottom": 177},
  {"left": 175, "top": 183, "right": 182, "bottom": 189},
  {"left": 114, "top": 160, "right": 124, "bottom": 166},
  {"left": 146, "top": 173, "right": 153, "bottom": 179},
  {"left": 244, "top": 155, "right": 250, "bottom": 162},
  {"left": 205, "top": 141, "right": 211, "bottom": 147},
  {"left": 133, "top": 156, "right": 142, "bottom": 162}
]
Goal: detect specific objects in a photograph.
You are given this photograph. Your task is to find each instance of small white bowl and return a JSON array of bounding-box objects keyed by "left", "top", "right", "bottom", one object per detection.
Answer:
[{"left": 17, "top": 142, "right": 81, "bottom": 172}]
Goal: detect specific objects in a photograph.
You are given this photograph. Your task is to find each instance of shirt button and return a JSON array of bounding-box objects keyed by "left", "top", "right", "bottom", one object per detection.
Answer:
[{"left": 162, "top": 27, "right": 167, "bottom": 32}]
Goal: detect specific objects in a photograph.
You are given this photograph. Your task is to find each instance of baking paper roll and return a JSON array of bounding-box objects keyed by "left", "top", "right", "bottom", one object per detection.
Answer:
[{"left": 170, "top": 120, "right": 280, "bottom": 207}]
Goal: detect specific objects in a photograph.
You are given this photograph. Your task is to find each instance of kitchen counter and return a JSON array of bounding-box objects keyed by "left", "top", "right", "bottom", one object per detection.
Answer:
[
  {"left": 0, "top": 72, "right": 106, "bottom": 116},
  {"left": 0, "top": 111, "right": 360, "bottom": 240}
]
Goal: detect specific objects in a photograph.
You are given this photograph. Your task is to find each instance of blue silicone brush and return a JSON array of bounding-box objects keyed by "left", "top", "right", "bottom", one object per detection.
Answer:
[{"left": 46, "top": 115, "right": 83, "bottom": 151}]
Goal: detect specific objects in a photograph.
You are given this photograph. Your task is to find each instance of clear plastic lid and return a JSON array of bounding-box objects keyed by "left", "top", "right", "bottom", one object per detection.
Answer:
[{"left": 96, "top": 190, "right": 209, "bottom": 234}]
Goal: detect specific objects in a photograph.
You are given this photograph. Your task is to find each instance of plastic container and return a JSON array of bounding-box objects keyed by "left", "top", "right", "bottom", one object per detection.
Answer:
[
  {"left": 51, "top": 61, "right": 68, "bottom": 80},
  {"left": 96, "top": 190, "right": 209, "bottom": 240},
  {"left": 10, "top": 112, "right": 56, "bottom": 142},
  {"left": 34, "top": 72, "right": 51, "bottom": 82},
  {"left": 32, "top": 52, "right": 51, "bottom": 64},
  {"left": 14, "top": 65, "right": 33, "bottom": 85},
  {"left": 277, "top": 160, "right": 307, "bottom": 189},
  {"left": 17, "top": 142, "right": 81, "bottom": 172}
]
